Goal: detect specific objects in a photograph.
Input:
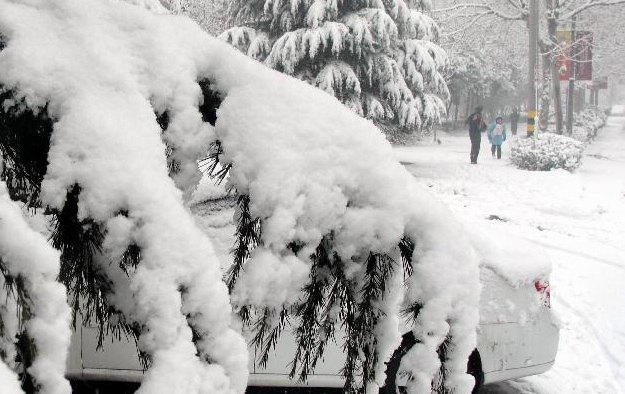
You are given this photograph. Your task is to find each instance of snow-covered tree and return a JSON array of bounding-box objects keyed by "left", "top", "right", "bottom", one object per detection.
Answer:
[
  {"left": 434, "top": 0, "right": 625, "bottom": 133},
  {"left": 431, "top": 1, "right": 526, "bottom": 123},
  {"left": 443, "top": 26, "right": 528, "bottom": 122},
  {"left": 220, "top": 0, "right": 450, "bottom": 134},
  {"left": 0, "top": 2, "right": 480, "bottom": 394},
  {"left": 178, "top": 0, "right": 230, "bottom": 35}
]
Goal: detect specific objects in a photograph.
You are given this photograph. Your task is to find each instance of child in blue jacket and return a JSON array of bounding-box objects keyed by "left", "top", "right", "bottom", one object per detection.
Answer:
[{"left": 487, "top": 115, "right": 507, "bottom": 159}]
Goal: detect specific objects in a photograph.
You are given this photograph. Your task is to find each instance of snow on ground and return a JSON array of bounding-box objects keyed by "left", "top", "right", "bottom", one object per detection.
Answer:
[
  {"left": 611, "top": 105, "right": 625, "bottom": 116},
  {"left": 395, "top": 114, "right": 625, "bottom": 394}
]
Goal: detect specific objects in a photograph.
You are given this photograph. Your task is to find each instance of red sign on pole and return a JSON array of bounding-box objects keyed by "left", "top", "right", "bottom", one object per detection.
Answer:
[
  {"left": 574, "top": 31, "right": 593, "bottom": 81},
  {"left": 557, "top": 31, "right": 572, "bottom": 81},
  {"left": 557, "top": 30, "right": 593, "bottom": 81}
]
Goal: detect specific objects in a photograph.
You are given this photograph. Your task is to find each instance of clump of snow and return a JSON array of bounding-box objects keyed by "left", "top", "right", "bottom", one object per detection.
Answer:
[
  {"left": 0, "top": 182, "right": 72, "bottom": 394},
  {"left": 0, "top": 277, "right": 19, "bottom": 386},
  {"left": 510, "top": 133, "right": 584, "bottom": 172},
  {"left": 0, "top": 275, "right": 19, "bottom": 371},
  {"left": 230, "top": 249, "right": 311, "bottom": 308},
  {"left": 0, "top": 359, "right": 24, "bottom": 394}
]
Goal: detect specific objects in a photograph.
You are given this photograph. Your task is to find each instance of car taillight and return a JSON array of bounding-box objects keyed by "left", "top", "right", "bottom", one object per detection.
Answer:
[{"left": 534, "top": 280, "right": 551, "bottom": 307}]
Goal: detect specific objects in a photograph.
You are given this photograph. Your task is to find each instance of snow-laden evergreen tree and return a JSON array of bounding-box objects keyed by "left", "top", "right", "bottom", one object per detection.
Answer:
[{"left": 220, "top": 0, "right": 449, "bottom": 134}]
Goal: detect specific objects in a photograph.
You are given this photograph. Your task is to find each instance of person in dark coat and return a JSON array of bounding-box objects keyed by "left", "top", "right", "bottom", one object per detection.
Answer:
[
  {"left": 510, "top": 108, "right": 520, "bottom": 136},
  {"left": 467, "top": 105, "right": 486, "bottom": 164}
]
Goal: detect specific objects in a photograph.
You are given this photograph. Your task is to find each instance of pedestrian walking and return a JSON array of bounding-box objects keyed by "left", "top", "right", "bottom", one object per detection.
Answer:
[
  {"left": 487, "top": 114, "right": 507, "bottom": 159},
  {"left": 467, "top": 105, "right": 486, "bottom": 164},
  {"left": 510, "top": 108, "right": 520, "bottom": 136}
]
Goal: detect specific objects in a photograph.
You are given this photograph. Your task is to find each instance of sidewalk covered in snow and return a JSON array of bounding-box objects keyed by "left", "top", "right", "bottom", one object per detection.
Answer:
[{"left": 395, "top": 112, "right": 625, "bottom": 394}]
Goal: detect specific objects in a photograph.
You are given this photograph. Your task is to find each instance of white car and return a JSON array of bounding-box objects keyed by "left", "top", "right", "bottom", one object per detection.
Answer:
[
  {"left": 611, "top": 104, "right": 625, "bottom": 116},
  {"left": 65, "top": 197, "right": 559, "bottom": 393}
]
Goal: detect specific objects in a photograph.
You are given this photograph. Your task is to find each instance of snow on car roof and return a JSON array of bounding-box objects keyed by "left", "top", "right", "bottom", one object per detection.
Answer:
[{"left": 463, "top": 219, "right": 552, "bottom": 286}]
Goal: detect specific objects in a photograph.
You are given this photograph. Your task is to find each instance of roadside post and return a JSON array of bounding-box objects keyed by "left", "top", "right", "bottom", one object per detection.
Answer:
[
  {"left": 527, "top": 0, "right": 538, "bottom": 137},
  {"left": 566, "top": 16, "right": 577, "bottom": 136}
]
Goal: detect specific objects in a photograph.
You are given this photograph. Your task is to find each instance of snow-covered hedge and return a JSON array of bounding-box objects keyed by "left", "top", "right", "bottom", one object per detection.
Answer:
[
  {"left": 572, "top": 106, "right": 608, "bottom": 142},
  {"left": 510, "top": 133, "right": 584, "bottom": 172},
  {"left": 542, "top": 106, "right": 608, "bottom": 144}
]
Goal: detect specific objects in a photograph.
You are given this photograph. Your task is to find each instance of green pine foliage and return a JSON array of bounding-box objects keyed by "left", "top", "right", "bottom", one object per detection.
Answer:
[
  {"left": 0, "top": 264, "right": 35, "bottom": 390},
  {"left": 220, "top": 0, "right": 449, "bottom": 134},
  {"left": 199, "top": 75, "right": 455, "bottom": 392},
  {"left": 210, "top": 156, "right": 430, "bottom": 392},
  {"left": 0, "top": 75, "right": 229, "bottom": 382},
  {"left": 0, "top": 79, "right": 145, "bottom": 374}
]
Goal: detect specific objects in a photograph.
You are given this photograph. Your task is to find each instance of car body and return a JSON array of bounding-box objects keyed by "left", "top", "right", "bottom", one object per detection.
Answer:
[
  {"left": 65, "top": 197, "right": 559, "bottom": 391},
  {"left": 611, "top": 104, "right": 625, "bottom": 116}
]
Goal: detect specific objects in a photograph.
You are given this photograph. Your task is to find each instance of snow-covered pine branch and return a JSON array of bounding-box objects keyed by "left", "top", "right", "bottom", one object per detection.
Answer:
[
  {"left": 0, "top": 2, "right": 249, "bottom": 394},
  {"left": 221, "top": 0, "right": 449, "bottom": 136},
  {"left": 1, "top": 2, "right": 480, "bottom": 394},
  {"left": 210, "top": 73, "right": 479, "bottom": 394},
  {"left": 0, "top": 182, "right": 72, "bottom": 394},
  {"left": 315, "top": 61, "right": 362, "bottom": 104}
]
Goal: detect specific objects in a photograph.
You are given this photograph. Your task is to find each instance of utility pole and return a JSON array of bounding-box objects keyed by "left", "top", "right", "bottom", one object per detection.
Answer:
[
  {"left": 527, "top": 0, "right": 539, "bottom": 137},
  {"left": 566, "top": 15, "right": 577, "bottom": 136}
]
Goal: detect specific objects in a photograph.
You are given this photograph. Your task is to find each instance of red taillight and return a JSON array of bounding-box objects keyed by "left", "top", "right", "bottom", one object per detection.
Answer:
[{"left": 534, "top": 280, "right": 551, "bottom": 307}]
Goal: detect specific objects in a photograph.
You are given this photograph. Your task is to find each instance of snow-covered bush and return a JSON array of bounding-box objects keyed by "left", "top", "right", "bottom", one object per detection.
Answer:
[
  {"left": 0, "top": 1, "right": 479, "bottom": 394},
  {"left": 542, "top": 106, "right": 607, "bottom": 144},
  {"left": 510, "top": 133, "right": 584, "bottom": 172},
  {"left": 572, "top": 106, "right": 608, "bottom": 142},
  {"left": 220, "top": 0, "right": 449, "bottom": 135}
]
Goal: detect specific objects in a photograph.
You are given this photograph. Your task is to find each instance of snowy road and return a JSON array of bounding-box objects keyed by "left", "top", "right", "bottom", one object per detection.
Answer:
[{"left": 395, "top": 114, "right": 625, "bottom": 394}]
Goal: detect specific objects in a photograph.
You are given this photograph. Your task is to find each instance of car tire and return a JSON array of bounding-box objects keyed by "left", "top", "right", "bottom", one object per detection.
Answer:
[
  {"left": 70, "top": 380, "right": 139, "bottom": 394},
  {"left": 467, "top": 349, "right": 484, "bottom": 393},
  {"left": 379, "top": 331, "right": 417, "bottom": 394},
  {"left": 379, "top": 332, "right": 483, "bottom": 394}
]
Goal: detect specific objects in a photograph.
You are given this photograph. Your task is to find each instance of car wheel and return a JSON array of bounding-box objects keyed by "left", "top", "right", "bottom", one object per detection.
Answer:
[
  {"left": 379, "top": 332, "right": 483, "bottom": 394},
  {"left": 70, "top": 380, "right": 140, "bottom": 394},
  {"left": 379, "top": 331, "right": 417, "bottom": 394},
  {"left": 467, "top": 349, "right": 484, "bottom": 393}
]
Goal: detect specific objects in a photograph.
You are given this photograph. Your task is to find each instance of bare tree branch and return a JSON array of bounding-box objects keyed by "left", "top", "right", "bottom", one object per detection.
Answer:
[
  {"left": 432, "top": 2, "right": 526, "bottom": 20},
  {"left": 561, "top": 0, "right": 625, "bottom": 20}
]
